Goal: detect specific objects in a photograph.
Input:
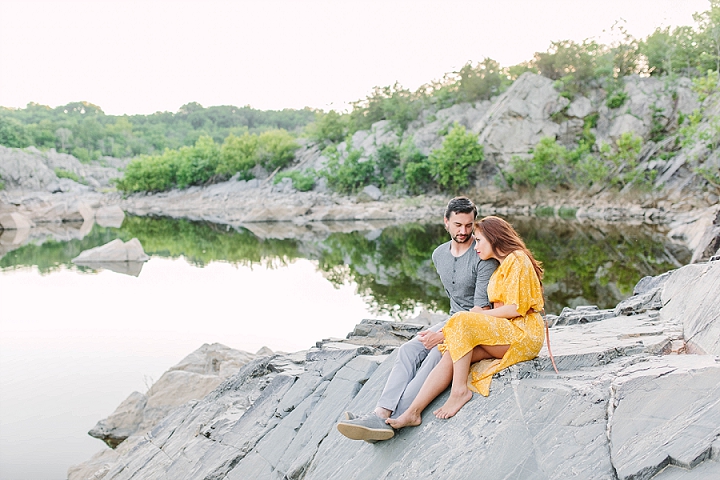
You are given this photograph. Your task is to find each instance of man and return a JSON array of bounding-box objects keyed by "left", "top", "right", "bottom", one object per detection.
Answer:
[{"left": 337, "top": 196, "right": 499, "bottom": 442}]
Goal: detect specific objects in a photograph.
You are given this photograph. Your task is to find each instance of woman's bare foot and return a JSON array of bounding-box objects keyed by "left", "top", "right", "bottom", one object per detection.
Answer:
[
  {"left": 433, "top": 389, "right": 473, "bottom": 419},
  {"left": 386, "top": 410, "right": 422, "bottom": 429}
]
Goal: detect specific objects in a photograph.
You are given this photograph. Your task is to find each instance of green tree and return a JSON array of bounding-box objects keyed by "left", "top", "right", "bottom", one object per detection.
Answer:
[
  {"left": 349, "top": 82, "right": 423, "bottom": 133},
  {"left": 0, "top": 117, "right": 31, "bottom": 147},
  {"left": 306, "top": 110, "right": 348, "bottom": 145},
  {"left": 428, "top": 124, "right": 484, "bottom": 192},
  {"left": 694, "top": 0, "right": 720, "bottom": 72}
]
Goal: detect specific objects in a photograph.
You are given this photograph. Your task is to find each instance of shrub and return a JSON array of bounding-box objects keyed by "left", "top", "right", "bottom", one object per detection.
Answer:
[
  {"left": 600, "top": 132, "right": 652, "bottom": 189},
  {"left": 692, "top": 70, "right": 720, "bottom": 102},
  {"left": 428, "top": 124, "right": 484, "bottom": 192},
  {"left": 274, "top": 169, "right": 316, "bottom": 192},
  {"left": 606, "top": 90, "right": 629, "bottom": 109},
  {"left": 116, "top": 151, "right": 178, "bottom": 193},
  {"left": 217, "top": 133, "right": 258, "bottom": 179},
  {"left": 508, "top": 137, "right": 570, "bottom": 188},
  {"left": 175, "top": 136, "right": 220, "bottom": 188},
  {"left": 54, "top": 168, "right": 81, "bottom": 183},
  {"left": 319, "top": 145, "right": 377, "bottom": 194},
  {"left": 256, "top": 130, "right": 299, "bottom": 171}
]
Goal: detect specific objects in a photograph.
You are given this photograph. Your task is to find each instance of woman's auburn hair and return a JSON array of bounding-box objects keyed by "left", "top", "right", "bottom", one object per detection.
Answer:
[{"left": 474, "top": 216, "right": 544, "bottom": 282}]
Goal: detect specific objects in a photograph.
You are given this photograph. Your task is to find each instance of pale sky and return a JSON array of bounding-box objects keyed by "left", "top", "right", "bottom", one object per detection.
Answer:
[{"left": 0, "top": 0, "right": 710, "bottom": 115}]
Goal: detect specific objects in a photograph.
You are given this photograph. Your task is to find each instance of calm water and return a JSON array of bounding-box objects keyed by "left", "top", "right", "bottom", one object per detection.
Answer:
[{"left": 0, "top": 215, "right": 690, "bottom": 479}]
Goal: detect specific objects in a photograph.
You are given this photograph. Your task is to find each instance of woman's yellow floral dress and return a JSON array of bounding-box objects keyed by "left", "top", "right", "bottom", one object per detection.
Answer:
[{"left": 439, "top": 250, "right": 545, "bottom": 396}]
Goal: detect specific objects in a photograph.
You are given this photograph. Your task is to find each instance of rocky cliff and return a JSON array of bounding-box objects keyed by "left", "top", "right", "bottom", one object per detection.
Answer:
[{"left": 68, "top": 260, "right": 720, "bottom": 480}]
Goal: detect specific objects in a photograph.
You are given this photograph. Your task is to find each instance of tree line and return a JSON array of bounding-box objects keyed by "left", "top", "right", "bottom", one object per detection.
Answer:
[{"left": 3, "top": 1, "right": 720, "bottom": 196}]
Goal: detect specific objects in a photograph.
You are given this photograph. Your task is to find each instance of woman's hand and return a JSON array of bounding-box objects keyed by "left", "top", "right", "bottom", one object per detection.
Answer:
[{"left": 417, "top": 330, "right": 445, "bottom": 349}]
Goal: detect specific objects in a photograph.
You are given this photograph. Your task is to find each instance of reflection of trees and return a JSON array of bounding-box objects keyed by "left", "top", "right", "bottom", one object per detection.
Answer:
[
  {"left": 316, "top": 224, "right": 449, "bottom": 319},
  {"left": 0, "top": 215, "right": 691, "bottom": 316},
  {"left": 512, "top": 217, "right": 690, "bottom": 312},
  {"left": 117, "top": 217, "right": 301, "bottom": 268}
]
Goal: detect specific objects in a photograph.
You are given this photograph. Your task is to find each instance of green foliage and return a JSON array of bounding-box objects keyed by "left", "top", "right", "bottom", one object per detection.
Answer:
[
  {"left": 256, "top": 130, "right": 299, "bottom": 171},
  {"left": 117, "top": 129, "right": 299, "bottom": 193},
  {"left": 0, "top": 101, "right": 314, "bottom": 158},
  {"left": 508, "top": 137, "right": 573, "bottom": 188},
  {"left": 54, "top": 168, "right": 82, "bottom": 183},
  {"left": 217, "top": 133, "right": 258, "bottom": 179},
  {"left": 115, "top": 150, "right": 178, "bottom": 193},
  {"left": 368, "top": 141, "right": 433, "bottom": 194},
  {"left": 606, "top": 90, "right": 628, "bottom": 109},
  {"left": 0, "top": 116, "right": 32, "bottom": 147},
  {"left": 694, "top": 166, "right": 720, "bottom": 186},
  {"left": 428, "top": 124, "right": 484, "bottom": 192},
  {"left": 274, "top": 169, "right": 316, "bottom": 192},
  {"left": 649, "top": 104, "right": 667, "bottom": 142},
  {"left": 534, "top": 39, "right": 613, "bottom": 97},
  {"left": 319, "top": 145, "right": 378, "bottom": 194},
  {"left": 692, "top": 70, "right": 720, "bottom": 102},
  {"left": 600, "top": 132, "right": 655, "bottom": 189},
  {"left": 175, "top": 136, "right": 220, "bottom": 188},
  {"left": 349, "top": 83, "right": 424, "bottom": 133},
  {"left": 0, "top": 177, "right": 4, "bottom": 190},
  {"left": 306, "top": 110, "right": 348, "bottom": 145}
]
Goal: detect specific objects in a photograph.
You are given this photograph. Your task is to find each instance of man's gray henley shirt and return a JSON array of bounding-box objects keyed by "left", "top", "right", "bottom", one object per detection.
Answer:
[{"left": 432, "top": 240, "right": 500, "bottom": 315}]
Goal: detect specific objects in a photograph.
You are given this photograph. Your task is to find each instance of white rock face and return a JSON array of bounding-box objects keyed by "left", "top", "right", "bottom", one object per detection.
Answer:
[
  {"left": 69, "top": 262, "right": 720, "bottom": 480},
  {"left": 472, "top": 73, "right": 568, "bottom": 163}
]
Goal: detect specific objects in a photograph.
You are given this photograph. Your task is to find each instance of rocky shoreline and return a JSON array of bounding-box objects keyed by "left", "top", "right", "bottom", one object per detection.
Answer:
[
  {"left": 2, "top": 175, "right": 719, "bottom": 265},
  {"left": 68, "top": 260, "right": 720, "bottom": 479}
]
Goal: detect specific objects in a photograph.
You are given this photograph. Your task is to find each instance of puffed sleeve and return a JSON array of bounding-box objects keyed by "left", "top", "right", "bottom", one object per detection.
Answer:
[{"left": 500, "top": 251, "right": 543, "bottom": 316}]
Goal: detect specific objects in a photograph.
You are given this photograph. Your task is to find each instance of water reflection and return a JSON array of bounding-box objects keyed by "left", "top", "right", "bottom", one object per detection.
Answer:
[{"left": 0, "top": 215, "right": 691, "bottom": 316}]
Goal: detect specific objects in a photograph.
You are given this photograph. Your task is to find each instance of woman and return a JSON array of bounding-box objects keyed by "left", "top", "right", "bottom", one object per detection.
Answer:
[{"left": 387, "top": 216, "right": 545, "bottom": 428}]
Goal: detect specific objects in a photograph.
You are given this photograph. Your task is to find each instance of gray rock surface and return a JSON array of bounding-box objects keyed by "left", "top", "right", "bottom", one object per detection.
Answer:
[
  {"left": 356, "top": 184, "right": 382, "bottom": 202},
  {"left": 70, "top": 261, "right": 720, "bottom": 480},
  {"left": 0, "top": 145, "right": 126, "bottom": 192},
  {"left": 88, "top": 343, "right": 257, "bottom": 449}
]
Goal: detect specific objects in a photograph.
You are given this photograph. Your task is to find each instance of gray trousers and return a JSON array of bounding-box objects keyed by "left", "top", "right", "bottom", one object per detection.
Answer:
[{"left": 376, "top": 320, "right": 447, "bottom": 418}]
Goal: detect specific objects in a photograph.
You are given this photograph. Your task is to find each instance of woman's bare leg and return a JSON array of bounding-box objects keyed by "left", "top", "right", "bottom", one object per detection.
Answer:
[
  {"left": 434, "top": 344, "right": 509, "bottom": 419},
  {"left": 386, "top": 352, "right": 453, "bottom": 429}
]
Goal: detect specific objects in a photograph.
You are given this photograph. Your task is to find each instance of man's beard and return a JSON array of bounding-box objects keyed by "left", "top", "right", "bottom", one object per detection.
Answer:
[{"left": 452, "top": 233, "right": 472, "bottom": 244}]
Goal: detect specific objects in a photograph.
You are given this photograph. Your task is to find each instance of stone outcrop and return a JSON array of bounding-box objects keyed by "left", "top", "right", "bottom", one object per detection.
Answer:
[
  {"left": 72, "top": 238, "right": 149, "bottom": 263},
  {"left": 72, "top": 238, "right": 149, "bottom": 275},
  {"left": 87, "top": 343, "right": 259, "bottom": 449},
  {"left": 69, "top": 260, "right": 720, "bottom": 480},
  {"left": 0, "top": 145, "right": 126, "bottom": 192}
]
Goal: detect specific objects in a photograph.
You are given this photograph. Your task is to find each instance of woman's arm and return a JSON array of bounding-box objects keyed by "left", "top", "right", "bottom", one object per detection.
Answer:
[{"left": 480, "top": 303, "right": 521, "bottom": 319}]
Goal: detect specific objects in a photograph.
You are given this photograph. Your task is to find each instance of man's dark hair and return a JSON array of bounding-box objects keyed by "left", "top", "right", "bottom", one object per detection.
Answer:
[{"left": 444, "top": 196, "right": 477, "bottom": 219}]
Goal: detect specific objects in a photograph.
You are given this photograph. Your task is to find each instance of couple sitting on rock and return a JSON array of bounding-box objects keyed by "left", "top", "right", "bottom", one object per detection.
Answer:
[{"left": 337, "top": 196, "right": 545, "bottom": 442}]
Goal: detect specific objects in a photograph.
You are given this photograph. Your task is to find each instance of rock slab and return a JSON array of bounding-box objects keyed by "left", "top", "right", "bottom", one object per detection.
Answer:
[{"left": 69, "top": 261, "right": 720, "bottom": 480}]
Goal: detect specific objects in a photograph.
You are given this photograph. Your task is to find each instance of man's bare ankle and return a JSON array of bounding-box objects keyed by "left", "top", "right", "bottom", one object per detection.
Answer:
[{"left": 374, "top": 407, "right": 392, "bottom": 419}]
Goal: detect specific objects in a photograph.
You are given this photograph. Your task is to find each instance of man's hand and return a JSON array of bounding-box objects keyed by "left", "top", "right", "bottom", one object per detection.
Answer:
[{"left": 417, "top": 330, "right": 445, "bottom": 349}]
